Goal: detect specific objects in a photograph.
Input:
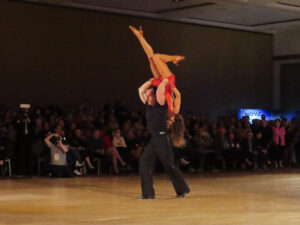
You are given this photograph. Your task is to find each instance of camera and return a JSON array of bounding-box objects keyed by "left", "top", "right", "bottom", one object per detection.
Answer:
[{"left": 50, "top": 135, "right": 67, "bottom": 145}]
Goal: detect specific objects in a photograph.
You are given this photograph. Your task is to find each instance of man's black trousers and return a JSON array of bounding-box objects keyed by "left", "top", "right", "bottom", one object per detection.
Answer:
[{"left": 139, "top": 133, "right": 190, "bottom": 197}]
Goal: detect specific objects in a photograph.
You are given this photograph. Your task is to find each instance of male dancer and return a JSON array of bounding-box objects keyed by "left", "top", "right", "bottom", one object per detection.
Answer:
[{"left": 138, "top": 78, "right": 190, "bottom": 199}]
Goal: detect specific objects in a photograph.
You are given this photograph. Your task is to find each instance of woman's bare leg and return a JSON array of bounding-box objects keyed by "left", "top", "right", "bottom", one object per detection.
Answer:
[
  {"left": 112, "top": 147, "right": 126, "bottom": 166},
  {"left": 156, "top": 54, "right": 185, "bottom": 65},
  {"left": 129, "top": 26, "right": 154, "bottom": 59},
  {"left": 129, "top": 26, "right": 161, "bottom": 79},
  {"left": 85, "top": 156, "right": 94, "bottom": 169},
  {"left": 108, "top": 147, "right": 126, "bottom": 165},
  {"left": 151, "top": 54, "right": 173, "bottom": 78},
  {"left": 149, "top": 59, "right": 161, "bottom": 79},
  {"left": 129, "top": 26, "right": 185, "bottom": 78},
  {"left": 107, "top": 148, "right": 119, "bottom": 173}
]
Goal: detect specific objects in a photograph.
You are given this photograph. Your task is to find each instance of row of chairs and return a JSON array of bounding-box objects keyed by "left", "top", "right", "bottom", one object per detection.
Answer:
[
  {"left": 1, "top": 158, "right": 101, "bottom": 177},
  {"left": 37, "top": 158, "right": 102, "bottom": 176}
]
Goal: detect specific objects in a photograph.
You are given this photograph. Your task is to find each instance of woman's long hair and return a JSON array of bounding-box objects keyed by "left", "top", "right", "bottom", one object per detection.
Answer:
[{"left": 168, "top": 114, "right": 186, "bottom": 148}]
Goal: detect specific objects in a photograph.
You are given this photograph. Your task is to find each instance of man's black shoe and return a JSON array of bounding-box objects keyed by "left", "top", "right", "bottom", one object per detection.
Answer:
[
  {"left": 137, "top": 195, "right": 155, "bottom": 199},
  {"left": 176, "top": 193, "right": 186, "bottom": 198}
]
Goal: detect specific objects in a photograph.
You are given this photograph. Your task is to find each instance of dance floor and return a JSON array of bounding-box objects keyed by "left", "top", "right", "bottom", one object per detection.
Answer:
[{"left": 1, "top": 171, "right": 300, "bottom": 225}]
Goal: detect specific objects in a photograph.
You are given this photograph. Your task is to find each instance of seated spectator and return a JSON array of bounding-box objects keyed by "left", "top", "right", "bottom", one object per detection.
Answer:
[
  {"left": 126, "top": 129, "right": 142, "bottom": 160},
  {"left": 88, "top": 129, "right": 126, "bottom": 174},
  {"left": 69, "top": 128, "right": 94, "bottom": 175},
  {"left": 104, "top": 130, "right": 127, "bottom": 173},
  {"left": 223, "top": 132, "right": 241, "bottom": 170},
  {"left": 193, "top": 127, "right": 216, "bottom": 171},
  {"left": 253, "top": 131, "right": 270, "bottom": 169},
  {"left": 87, "top": 129, "right": 106, "bottom": 169},
  {"left": 234, "top": 121, "right": 243, "bottom": 142},
  {"left": 241, "top": 131, "right": 258, "bottom": 169},
  {"left": 212, "top": 127, "right": 228, "bottom": 171},
  {"left": 173, "top": 132, "right": 192, "bottom": 169},
  {"left": 44, "top": 132, "right": 73, "bottom": 178},
  {"left": 112, "top": 128, "right": 130, "bottom": 164}
]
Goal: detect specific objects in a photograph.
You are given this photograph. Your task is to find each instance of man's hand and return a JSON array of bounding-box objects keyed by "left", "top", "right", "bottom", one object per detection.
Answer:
[{"left": 138, "top": 79, "right": 153, "bottom": 104}]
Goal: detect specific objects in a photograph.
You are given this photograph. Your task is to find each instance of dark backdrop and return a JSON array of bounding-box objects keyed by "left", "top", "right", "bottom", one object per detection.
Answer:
[
  {"left": 0, "top": 0, "right": 273, "bottom": 116},
  {"left": 281, "top": 63, "right": 300, "bottom": 110}
]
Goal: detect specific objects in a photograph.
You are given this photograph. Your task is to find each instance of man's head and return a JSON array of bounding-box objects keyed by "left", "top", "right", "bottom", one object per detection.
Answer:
[
  {"left": 93, "top": 129, "right": 102, "bottom": 140},
  {"left": 75, "top": 128, "right": 82, "bottom": 138},
  {"left": 55, "top": 125, "right": 65, "bottom": 137},
  {"left": 145, "top": 87, "right": 156, "bottom": 105},
  {"left": 256, "top": 132, "right": 262, "bottom": 139}
]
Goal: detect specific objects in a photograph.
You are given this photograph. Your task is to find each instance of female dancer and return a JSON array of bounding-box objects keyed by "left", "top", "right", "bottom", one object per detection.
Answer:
[{"left": 129, "top": 25, "right": 185, "bottom": 115}]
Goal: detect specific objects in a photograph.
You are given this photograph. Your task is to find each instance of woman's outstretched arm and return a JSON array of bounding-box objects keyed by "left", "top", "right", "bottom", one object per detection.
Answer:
[{"left": 172, "top": 87, "right": 181, "bottom": 115}]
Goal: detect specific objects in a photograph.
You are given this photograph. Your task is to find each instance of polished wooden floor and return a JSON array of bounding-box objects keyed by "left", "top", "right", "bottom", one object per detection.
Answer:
[{"left": 1, "top": 170, "right": 300, "bottom": 225}]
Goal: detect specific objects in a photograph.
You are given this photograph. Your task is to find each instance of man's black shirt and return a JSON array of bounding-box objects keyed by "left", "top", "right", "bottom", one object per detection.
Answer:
[{"left": 146, "top": 102, "right": 168, "bottom": 134}]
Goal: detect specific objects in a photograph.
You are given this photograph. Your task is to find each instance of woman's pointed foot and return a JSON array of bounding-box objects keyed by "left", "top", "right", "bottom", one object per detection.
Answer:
[
  {"left": 129, "top": 25, "right": 143, "bottom": 37},
  {"left": 173, "top": 56, "right": 185, "bottom": 66},
  {"left": 139, "top": 26, "right": 144, "bottom": 36}
]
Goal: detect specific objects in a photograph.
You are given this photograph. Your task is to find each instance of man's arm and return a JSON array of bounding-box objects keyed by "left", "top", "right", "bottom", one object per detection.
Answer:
[
  {"left": 44, "top": 133, "right": 59, "bottom": 148},
  {"left": 172, "top": 87, "right": 181, "bottom": 115},
  {"left": 58, "top": 141, "right": 69, "bottom": 153},
  {"left": 138, "top": 79, "right": 153, "bottom": 104},
  {"left": 156, "top": 79, "right": 168, "bottom": 106}
]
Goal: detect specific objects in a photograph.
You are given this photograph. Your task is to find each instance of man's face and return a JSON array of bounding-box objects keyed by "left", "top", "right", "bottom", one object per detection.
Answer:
[
  {"left": 145, "top": 88, "right": 156, "bottom": 105},
  {"left": 248, "top": 132, "right": 253, "bottom": 140},
  {"left": 256, "top": 133, "right": 262, "bottom": 139},
  {"left": 75, "top": 129, "right": 81, "bottom": 138},
  {"left": 55, "top": 126, "right": 64, "bottom": 136},
  {"left": 93, "top": 130, "right": 101, "bottom": 140}
]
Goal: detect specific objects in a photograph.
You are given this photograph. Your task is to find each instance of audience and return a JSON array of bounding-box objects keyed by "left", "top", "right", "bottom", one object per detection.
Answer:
[{"left": 0, "top": 103, "right": 299, "bottom": 177}]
